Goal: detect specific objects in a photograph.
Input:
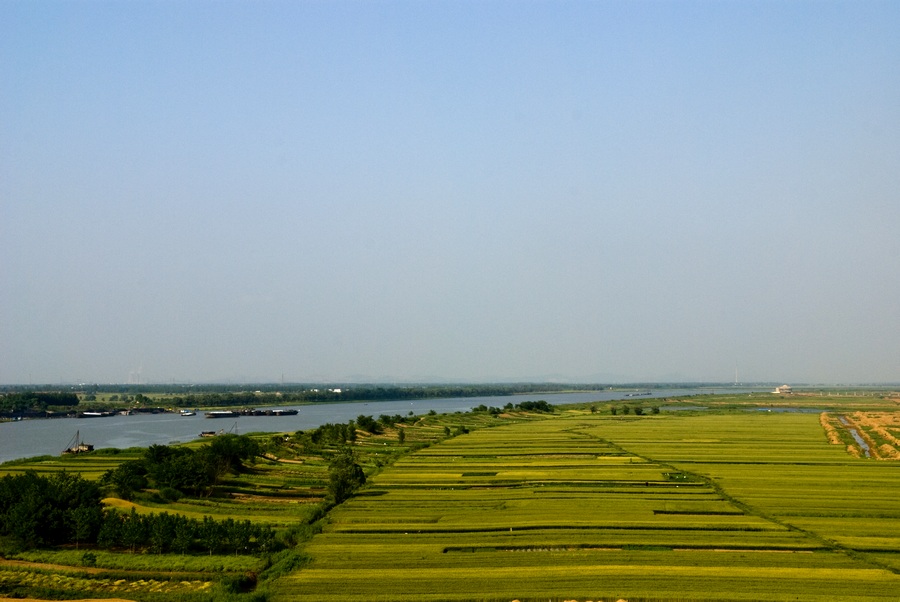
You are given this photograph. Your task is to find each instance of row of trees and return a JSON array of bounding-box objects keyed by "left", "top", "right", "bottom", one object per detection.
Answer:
[
  {"left": 98, "top": 508, "right": 276, "bottom": 555},
  {"left": 0, "top": 471, "right": 278, "bottom": 554},
  {"left": 471, "top": 399, "right": 555, "bottom": 414},
  {"left": 0, "top": 471, "right": 102, "bottom": 548},
  {"left": 288, "top": 414, "right": 413, "bottom": 453},
  {"left": 610, "top": 405, "right": 660, "bottom": 415}
]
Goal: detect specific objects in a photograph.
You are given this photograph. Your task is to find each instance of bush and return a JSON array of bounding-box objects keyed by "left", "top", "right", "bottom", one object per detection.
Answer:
[
  {"left": 159, "top": 486, "right": 183, "bottom": 502},
  {"left": 222, "top": 572, "right": 257, "bottom": 593}
]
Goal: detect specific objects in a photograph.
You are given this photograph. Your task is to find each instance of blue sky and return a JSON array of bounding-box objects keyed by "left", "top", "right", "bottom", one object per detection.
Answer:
[{"left": 2, "top": 1, "right": 899, "bottom": 384}]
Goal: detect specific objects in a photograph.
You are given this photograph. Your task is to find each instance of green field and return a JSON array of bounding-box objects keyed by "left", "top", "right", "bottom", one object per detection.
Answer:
[
  {"left": 273, "top": 404, "right": 900, "bottom": 601},
  {"left": 2, "top": 393, "right": 899, "bottom": 601}
]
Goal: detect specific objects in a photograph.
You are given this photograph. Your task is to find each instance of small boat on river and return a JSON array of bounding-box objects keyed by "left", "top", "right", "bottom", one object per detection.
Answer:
[{"left": 62, "top": 430, "right": 93, "bottom": 455}]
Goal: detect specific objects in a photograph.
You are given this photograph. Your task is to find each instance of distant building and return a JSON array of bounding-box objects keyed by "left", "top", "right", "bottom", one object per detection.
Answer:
[{"left": 774, "top": 384, "right": 793, "bottom": 394}]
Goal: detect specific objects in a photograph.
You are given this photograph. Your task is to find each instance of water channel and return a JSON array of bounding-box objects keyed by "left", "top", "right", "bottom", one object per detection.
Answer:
[
  {"left": 0, "top": 388, "right": 760, "bottom": 464},
  {"left": 839, "top": 416, "right": 872, "bottom": 457}
]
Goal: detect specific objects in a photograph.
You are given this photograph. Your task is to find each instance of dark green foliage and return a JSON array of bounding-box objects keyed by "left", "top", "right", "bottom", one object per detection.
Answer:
[
  {"left": 327, "top": 446, "right": 366, "bottom": 504},
  {"left": 95, "top": 508, "right": 274, "bottom": 556},
  {"left": 222, "top": 571, "right": 258, "bottom": 593},
  {"left": 258, "top": 549, "right": 313, "bottom": 581},
  {"left": 355, "top": 414, "right": 382, "bottom": 434},
  {"left": 378, "top": 414, "right": 407, "bottom": 427},
  {"left": 472, "top": 404, "right": 502, "bottom": 415},
  {"left": 100, "top": 458, "right": 148, "bottom": 499},
  {"left": 296, "top": 421, "right": 357, "bottom": 451},
  {"left": 159, "top": 486, "right": 183, "bottom": 502},
  {"left": 515, "top": 400, "right": 553, "bottom": 413},
  {"left": 0, "top": 471, "right": 102, "bottom": 548},
  {"left": 0, "top": 391, "right": 79, "bottom": 414},
  {"left": 206, "top": 433, "right": 261, "bottom": 474},
  {"left": 101, "top": 435, "right": 260, "bottom": 498}
]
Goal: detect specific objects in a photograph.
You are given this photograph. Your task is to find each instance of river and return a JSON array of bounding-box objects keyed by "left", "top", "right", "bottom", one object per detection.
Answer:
[{"left": 0, "top": 388, "right": 754, "bottom": 464}]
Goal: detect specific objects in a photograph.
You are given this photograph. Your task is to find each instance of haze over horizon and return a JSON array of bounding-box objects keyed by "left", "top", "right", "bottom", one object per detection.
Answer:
[{"left": 2, "top": 2, "right": 899, "bottom": 386}]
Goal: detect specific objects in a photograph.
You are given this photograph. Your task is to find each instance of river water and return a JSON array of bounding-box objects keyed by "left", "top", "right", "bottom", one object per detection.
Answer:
[{"left": 0, "top": 388, "right": 753, "bottom": 464}]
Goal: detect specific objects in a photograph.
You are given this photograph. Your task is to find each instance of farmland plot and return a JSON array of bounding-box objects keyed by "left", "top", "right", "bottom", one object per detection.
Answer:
[{"left": 273, "top": 414, "right": 900, "bottom": 601}]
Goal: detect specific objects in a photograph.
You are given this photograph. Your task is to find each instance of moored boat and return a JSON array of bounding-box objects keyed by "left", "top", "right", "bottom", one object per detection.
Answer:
[
  {"left": 205, "top": 410, "right": 239, "bottom": 418},
  {"left": 62, "top": 430, "right": 93, "bottom": 455}
]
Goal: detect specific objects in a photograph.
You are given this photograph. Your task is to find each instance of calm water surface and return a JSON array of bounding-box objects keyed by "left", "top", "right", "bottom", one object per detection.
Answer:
[{"left": 0, "top": 388, "right": 754, "bottom": 464}]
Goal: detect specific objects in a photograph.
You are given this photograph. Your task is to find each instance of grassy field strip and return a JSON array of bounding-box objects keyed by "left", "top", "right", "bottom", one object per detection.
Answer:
[
  {"left": 7, "top": 549, "right": 258, "bottom": 573},
  {"left": 272, "top": 413, "right": 900, "bottom": 601},
  {"left": 284, "top": 564, "right": 896, "bottom": 601},
  {"left": 582, "top": 412, "right": 900, "bottom": 576}
]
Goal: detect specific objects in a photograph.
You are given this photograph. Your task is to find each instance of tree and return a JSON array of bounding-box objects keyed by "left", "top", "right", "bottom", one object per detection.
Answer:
[
  {"left": 355, "top": 415, "right": 381, "bottom": 434},
  {"left": 172, "top": 515, "right": 194, "bottom": 555},
  {"left": 121, "top": 508, "right": 146, "bottom": 553},
  {"left": 98, "top": 511, "right": 123, "bottom": 549},
  {"left": 70, "top": 505, "right": 102, "bottom": 550},
  {"left": 148, "top": 512, "right": 176, "bottom": 554},
  {"left": 101, "top": 460, "right": 148, "bottom": 500},
  {"left": 327, "top": 447, "right": 366, "bottom": 504},
  {"left": 200, "top": 516, "right": 223, "bottom": 555}
]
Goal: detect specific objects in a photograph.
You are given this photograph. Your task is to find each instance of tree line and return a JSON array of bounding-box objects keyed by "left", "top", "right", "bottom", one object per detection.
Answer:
[
  {"left": 0, "top": 470, "right": 276, "bottom": 554},
  {"left": 0, "top": 391, "right": 79, "bottom": 414}
]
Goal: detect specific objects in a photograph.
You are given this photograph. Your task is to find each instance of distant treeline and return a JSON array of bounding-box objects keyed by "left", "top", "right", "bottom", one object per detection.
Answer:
[
  {"left": 118, "top": 384, "right": 612, "bottom": 409},
  {"left": 4, "top": 382, "right": 623, "bottom": 400},
  {"left": 0, "top": 391, "right": 79, "bottom": 414}
]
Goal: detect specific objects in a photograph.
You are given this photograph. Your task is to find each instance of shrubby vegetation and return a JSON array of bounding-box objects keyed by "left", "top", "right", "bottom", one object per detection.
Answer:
[
  {"left": 101, "top": 434, "right": 260, "bottom": 499},
  {"left": 327, "top": 446, "right": 366, "bottom": 504}
]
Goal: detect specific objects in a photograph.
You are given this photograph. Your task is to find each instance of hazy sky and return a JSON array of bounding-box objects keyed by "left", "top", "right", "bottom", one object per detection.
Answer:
[{"left": 2, "top": 1, "right": 899, "bottom": 385}]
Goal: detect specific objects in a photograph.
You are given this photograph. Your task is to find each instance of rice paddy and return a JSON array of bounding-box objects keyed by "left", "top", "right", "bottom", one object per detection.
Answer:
[
  {"left": 2, "top": 392, "right": 899, "bottom": 601},
  {"left": 273, "top": 402, "right": 900, "bottom": 601}
]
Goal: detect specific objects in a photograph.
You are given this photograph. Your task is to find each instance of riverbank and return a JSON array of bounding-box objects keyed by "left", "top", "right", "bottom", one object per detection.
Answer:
[{"left": 0, "top": 388, "right": 754, "bottom": 464}]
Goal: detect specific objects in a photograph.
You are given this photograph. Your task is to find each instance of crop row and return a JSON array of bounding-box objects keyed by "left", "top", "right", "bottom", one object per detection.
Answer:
[{"left": 272, "top": 408, "right": 900, "bottom": 601}]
